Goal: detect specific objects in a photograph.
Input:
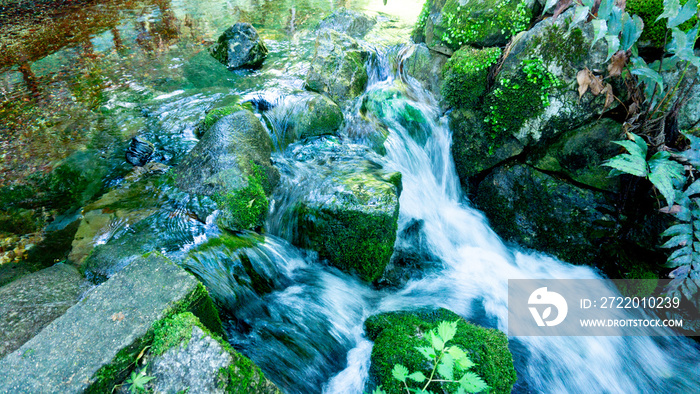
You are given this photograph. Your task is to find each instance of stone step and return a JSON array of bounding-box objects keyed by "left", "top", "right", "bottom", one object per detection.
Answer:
[{"left": 0, "top": 253, "right": 221, "bottom": 393}]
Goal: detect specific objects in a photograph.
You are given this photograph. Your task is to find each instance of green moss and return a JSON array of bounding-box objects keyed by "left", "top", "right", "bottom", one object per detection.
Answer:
[
  {"left": 533, "top": 23, "right": 587, "bottom": 67},
  {"left": 217, "top": 349, "right": 280, "bottom": 394},
  {"left": 442, "top": 46, "right": 502, "bottom": 109},
  {"left": 617, "top": 269, "right": 659, "bottom": 297},
  {"left": 200, "top": 105, "right": 244, "bottom": 136},
  {"left": 151, "top": 312, "right": 203, "bottom": 356},
  {"left": 485, "top": 58, "right": 562, "bottom": 140},
  {"left": 215, "top": 163, "right": 269, "bottom": 231},
  {"left": 627, "top": 0, "right": 698, "bottom": 48},
  {"left": 365, "top": 308, "right": 516, "bottom": 394},
  {"left": 439, "top": 0, "right": 532, "bottom": 50},
  {"left": 197, "top": 232, "right": 264, "bottom": 252}
]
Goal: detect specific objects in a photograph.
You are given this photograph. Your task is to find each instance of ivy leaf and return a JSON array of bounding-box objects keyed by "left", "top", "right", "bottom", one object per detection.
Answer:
[
  {"left": 392, "top": 364, "right": 409, "bottom": 383},
  {"left": 681, "top": 132, "right": 700, "bottom": 168},
  {"left": 437, "top": 321, "right": 457, "bottom": 343},
  {"left": 648, "top": 151, "right": 685, "bottom": 207},
  {"left": 592, "top": 19, "right": 608, "bottom": 48},
  {"left": 598, "top": 0, "right": 614, "bottom": 19},
  {"left": 571, "top": 6, "right": 591, "bottom": 30},
  {"left": 458, "top": 372, "right": 489, "bottom": 393},
  {"left": 408, "top": 371, "right": 427, "bottom": 382},
  {"left": 604, "top": 35, "right": 621, "bottom": 61},
  {"left": 607, "top": 5, "right": 624, "bottom": 36},
  {"left": 668, "top": 0, "right": 698, "bottom": 28},
  {"left": 657, "top": 0, "right": 681, "bottom": 24},
  {"left": 670, "top": 24, "right": 700, "bottom": 67},
  {"left": 621, "top": 13, "right": 644, "bottom": 50}
]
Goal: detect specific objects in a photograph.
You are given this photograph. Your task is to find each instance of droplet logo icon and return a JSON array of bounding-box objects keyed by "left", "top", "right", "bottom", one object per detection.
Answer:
[{"left": 528, "top": 287, "right": 568, "bottom": 327}]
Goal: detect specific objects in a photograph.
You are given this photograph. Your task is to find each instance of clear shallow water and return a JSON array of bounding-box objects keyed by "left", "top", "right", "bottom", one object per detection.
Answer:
[{"left": 3, "top": 0, "right": 700, "bottom": 392}]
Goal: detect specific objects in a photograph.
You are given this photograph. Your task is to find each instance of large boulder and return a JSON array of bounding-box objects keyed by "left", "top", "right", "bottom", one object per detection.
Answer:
[
  {"left": 305, "top": 30, "right": 369, "bottom": 104},
  {"left": 175, "top": 109, "right": 278, "bottom": 232},
  {"left": 280, "top": 138, "right": 401, "bottom": 282},
  {"left": 263, "top": 91, "right": 344, "bottom": 150},
  {"left": 414, "top": 0, "right": 535, "bottom": 51},
  {"left": 364, "top": 308, "right": 516, "bottom": 394},
  {"left": 317, "top": 7, "right": 376, "bottom": 38},
  {"left": 210, "top": 23, "right": 268, "bottom": 70},
  {"left": 475, "top": 164, "right": 618, "bottom": 265},
  {"left": 0, "top": 254, "right": 222, "bottom": 393},
  {"left": 134, "top": 312, "right": 280, "bottom": 393},
  {"left": 0, "top": 263, "right": 86, "bottom": 358}
]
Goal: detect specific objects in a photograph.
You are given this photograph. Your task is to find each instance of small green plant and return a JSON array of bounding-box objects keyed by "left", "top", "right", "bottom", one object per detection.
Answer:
[
  {"left": 439, "top": 0, "right": 531, "bottom": 49},
  {"left": 373, "top": 321, "right": 488, "bottom": 394},
  {"left": 125, "top": 366, "right": 155, "bottom": 393}
]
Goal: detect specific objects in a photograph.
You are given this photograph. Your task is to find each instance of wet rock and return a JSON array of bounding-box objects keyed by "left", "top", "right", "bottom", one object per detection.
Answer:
[
  {"left": 530, "top": 118, "right": 624, "bottom": 192},
  {"left": 475, "top": 164, "right": 618, "bottom": 265},
  {"left": 361, "top": 84, "right": 431, "bottom": 146},
  {"left": 125, "top": 136, "right": 155, "bottom": 167},
  {"left": 305, "top": 30, "right": 369, "bottom": 104},
  {"left": 0, "top": 263, "right": 86, "bottom": 358},
  {"left": 210, "top": 23, "right": 268, "bottom": 70},
  {"left": 0, "top": 254, "right": 222, "bottom": 393},
  {"left": 416, "top": 0, "right": 535, "bottom": 51},
  {"left": 264, "top": 91, "right": 343, "bottom": 150},
  {"left": 283, "top": 138, "right": 401, "bottom": 282},
  {"left": 364, "top": 308, "right": 516, "bottom": 394},
  {"left": 399, "top": 43, "right": 449, "bottom": 97},
  {"left": 137, "top": 312, "right": 280, "bottom": 394},
  {"left": 175, "top": 109, "right": 278, "bottom": 232},
  {"left": 317, "top": 7, "right": 376, "bottom": 38}
]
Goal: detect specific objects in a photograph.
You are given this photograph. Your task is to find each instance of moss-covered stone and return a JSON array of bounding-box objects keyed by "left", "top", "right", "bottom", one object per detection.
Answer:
[
  {"left": 305, "top": 30, "right": 369, "bottom": 104},
  {"left": 475, "top": 164, "right": 618, "bottom": 265},
  {"left": 530, "top": 118, "right": 624, "bottom": 192},
  {"left": 198, "top": 104, "right": 244, "bottom": 138},
  {"left": 364, "top": 308, "right": 516, "bottom": 394},
  {"left": 215, "top": 163, "right": 270, "bottom": 232},
  {"left": 425, "top": 0, "right": 533, "bottom": 50},
  {"left": 292, "top": 170, "right": 401, "bottom": 282},
  {"left": 400, "top": 43, "right": 449, "bottom": 96},
  {"left": 442, "top": 46, "right": 501, "bottom": 110}
]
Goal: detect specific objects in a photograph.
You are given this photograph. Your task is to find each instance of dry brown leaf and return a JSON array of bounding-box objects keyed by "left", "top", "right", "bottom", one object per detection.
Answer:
[
  {"left": 552, "top": 0, "right": 573, "bottom": 20},
  {"left": 589, "top": 73, "right": 605, "bottom": 95},
  {"left": 577, "top": 68, "right": 591, "bottom": 98},
  {"left": 607, "top": 50, "right": 628, "bottom": 77},
  {"left": 628, "top": 102, "right": 639, "bottom": 116},
  {"left": 602, "top": 84, "right": 614, "bottom": 110},
  {"left": 111, "top": 312, "right": 125, "bottom": 322}
]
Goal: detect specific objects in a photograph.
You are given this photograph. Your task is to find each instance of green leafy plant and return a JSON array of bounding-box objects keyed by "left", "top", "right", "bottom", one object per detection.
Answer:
[
  {"left": 125, "top": 366, "right": 155, "bottom": 393},
  {"left": 373, "top": 321, "right": 488, "bottom": 394}
]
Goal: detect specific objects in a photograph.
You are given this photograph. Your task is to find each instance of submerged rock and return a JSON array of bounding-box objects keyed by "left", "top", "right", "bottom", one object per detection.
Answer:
[
  {"left": 138, "top": 312, "right": 280, "bottom": 393},
  {"left": 305, "top": 30, "right": 369, "bottom": 104},
  {"left": 125, "top": 136, "right": 154, "bottom": 167},
  {"left": 210, "top": 23, "right": 268, "bottom": 70},
  {"left": 364, "top": 308, "right": 516, "bottom": 394}
]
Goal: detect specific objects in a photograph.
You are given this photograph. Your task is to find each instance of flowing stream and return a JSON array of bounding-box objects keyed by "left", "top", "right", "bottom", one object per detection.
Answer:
[{"left": 184, "top": 46, "right": 700, "bottom": 393}]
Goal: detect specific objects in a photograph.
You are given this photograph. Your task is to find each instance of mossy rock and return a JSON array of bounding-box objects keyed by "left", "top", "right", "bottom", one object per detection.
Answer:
[
  {"left": 140, "top": 312, "right": 280, "bottom": 393},
  {"left": 317, "top": 7, "right": 376, "bottom": 38},
  {"left": 197, "top": 104, "right": 244, "bottom": 138},
  {"left": 305, "top": 30, "right": 369, "bottom": 104},
  {"left": 264, "top": 91, "right": 343, "bottom": 150},
  {"left": 441, "top": 46, "right": 501, "bottom": 110},
  {"left": 483, "top": 8, "right": 619, "bottom": 153},
  {"left": 475, "top": 164, "right": 618, "bottom": 265},
  {"left": 424, "top": 0, "right": 534, "bottom": 50},
  {"left": 400, "top": 43, "right": 449, "bottom": 96},
  {"left": 293, "top": 170, "right": 401, "bottom": 282},
  {"left": 530, "top": 118, "right": 624, "bottom": 192},
  {"left": 364, "top": 308, "right": 516, "bottom": 394}
]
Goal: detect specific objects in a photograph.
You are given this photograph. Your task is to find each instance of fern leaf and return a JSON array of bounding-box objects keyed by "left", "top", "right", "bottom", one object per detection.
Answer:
[
  {"left": 648, "top": 151, "right": 685, "bottom": 206},
  {"left": 662, "top": 233, "right": 692, "bottom": 248},
  {"left": 663, "top": 223, "right": 692, "bottom": 237}
]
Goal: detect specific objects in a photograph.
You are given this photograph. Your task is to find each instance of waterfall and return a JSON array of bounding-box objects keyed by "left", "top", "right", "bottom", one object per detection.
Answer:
[{"left": 188, "top": 44, "right": 700, "bottom": 394}]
